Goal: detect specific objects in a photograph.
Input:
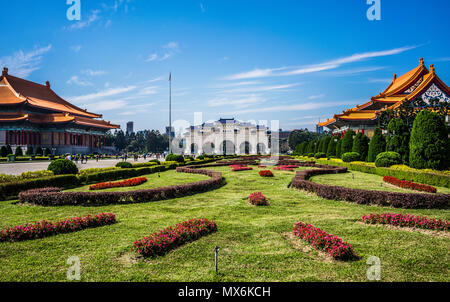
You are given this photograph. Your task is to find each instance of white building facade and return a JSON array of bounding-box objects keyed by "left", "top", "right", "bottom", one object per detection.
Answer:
[{"left": 180, "top": 118, "right": 271, "bottom": 155}]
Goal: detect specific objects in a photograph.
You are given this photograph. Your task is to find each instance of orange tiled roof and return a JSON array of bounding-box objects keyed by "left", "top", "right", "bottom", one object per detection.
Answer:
[
  {"left": 0, "top": 72, "right": 101, "bottom": 118},
  {"left": 0, "top": 111, "right": 119, "bottom": 129}
]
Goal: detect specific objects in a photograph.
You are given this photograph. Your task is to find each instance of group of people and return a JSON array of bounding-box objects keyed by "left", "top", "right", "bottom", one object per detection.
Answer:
[{"left": 65, "top": 154, "right": 104, "bottom": 164}]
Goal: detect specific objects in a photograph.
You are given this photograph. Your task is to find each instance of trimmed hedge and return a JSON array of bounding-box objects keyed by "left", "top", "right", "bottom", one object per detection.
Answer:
[
  {"left": 116, "top": 162, "right": 133, "bottom": 169},
  {"left": 375, "top": 152, "right": 402, "bottom": 167},
  {"left": 18, "top": 167, "right": 223, "bottom": 206},
  {"left": 311, "top": 159, "right": 450, "bottom": 188},
  {"left": 0, "top": 175, "right": 80, "bottom": 200},
  {"left": 290, "top": 162, "right": 449, "bottom": 209},
  {"left": 342, "top": 152, "right": 360, "bottom": 163}
]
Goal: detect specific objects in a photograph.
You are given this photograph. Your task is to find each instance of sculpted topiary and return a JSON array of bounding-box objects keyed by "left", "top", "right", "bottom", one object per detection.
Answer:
[
  {"left": 368, "top": 128, "right": 386, "bottom": 162},
  {"left": 48, "top": 159, "right": 78, "bottom": 175}
]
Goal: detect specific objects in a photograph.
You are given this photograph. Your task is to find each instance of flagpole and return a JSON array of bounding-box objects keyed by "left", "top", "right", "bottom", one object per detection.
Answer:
[{"left": 169, "top": 72, "right": 172, "bottom": 154}]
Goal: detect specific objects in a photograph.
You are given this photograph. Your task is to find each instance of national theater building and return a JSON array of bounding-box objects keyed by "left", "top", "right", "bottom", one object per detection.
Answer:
[
  {"left": 317, "top": 58, "right": 450, "bottom": 138},
  {"left": 0, "top": 67, "right": 119, "bottom": 154}
]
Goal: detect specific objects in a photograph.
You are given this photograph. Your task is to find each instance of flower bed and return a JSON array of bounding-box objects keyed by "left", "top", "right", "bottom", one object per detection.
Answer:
[
  {"left": 232, "top": 167, "right": 253, "bottom": 172},
  {"left": 248, "top": 192, "right": 268, "bottom": 206},
  {"left": 133, "top": 218, "right": 217, "bottom": 257},
  {"left": 362, "top": 213, "right": 449, "bottom": 231},
  {"left": 89, "top": 177, "right": 147, "bottom": 190},
  {"left": 0, "top": 213, "right": 116, "bottom": 242},
  {"left": 292, "top": 221, "right": 358, "bottom": 260},
  {"left": 383, "top": 176, "right": 437, "bottom": 193},
  {"left": 273, "top": 166, "right": 294, "bottom": 171},
  {"left": 259, "top": 170, "right": 274, "bottom": 177}
]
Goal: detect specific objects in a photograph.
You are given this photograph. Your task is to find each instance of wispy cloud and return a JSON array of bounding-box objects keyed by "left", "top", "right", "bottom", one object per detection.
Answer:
[
  {"left": 308, "top": 94, "right": 325, "bottom": 100},
  {"left": 69, "top": 86, "right": 137, "bottom": 103},
  {"left": 222, "top": 83, "right": 300, "bottom": 94},
  {"left": 146, "top": 42, "right": 180, "bottom": 62},
  {"left": 224, "top": 101, "right": 354, "bottom": 114},
  {"left": 81, "top": 99, "right": 128, "bottom": 112},
  {"left": 82, "top": 69, "right": 108, "bottom": 76},
  {"left": 66, "top": 76, "right": 92, "bottom": 86},
  {"left": 208, "top": 94, "right": 265, "bottom": 108},
  {"left": 68, "top": 10, "right": 101, "bottom": 30},
  {"left": 224, "top": 45, "right": 418, "bottom": 80},
  {"left": 200, "top": 3, "right": 205, "bottom": 13},
  {"left": 70, "top": 45, "right": 82, "bottom": 52},
  {"left": 0, "top": 45, "right": 52, "bottom": 77}
]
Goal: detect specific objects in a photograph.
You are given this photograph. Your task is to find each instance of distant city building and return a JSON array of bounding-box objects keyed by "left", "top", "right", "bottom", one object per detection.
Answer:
[
  {"left": 126, "top": 121, "right": 134, "bottom": 135},
  {"left": 317, "top": 58, "right": 450, "bottom": 138},
  {"left": 0, "top": 67, "right": 119, "bottom": 154},
  {"left": 180, "top": 118, "right": 270, "bottom": 155}
]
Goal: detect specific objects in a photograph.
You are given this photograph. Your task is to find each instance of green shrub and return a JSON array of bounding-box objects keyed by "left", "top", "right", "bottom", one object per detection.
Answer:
[
  {"left": 6, "top": 145, "right": 12, "bottom": 156},
  {"left": 341, "top": 130, "right": 355, "bottom": 156},
  {"left": 166, "top": 153, "right": 185, "bottom": 163},
  {"left": 386, "top": 118, "right": 410, "bottom": 164},
  {"left": 352, "top": 133, "right": 370, "bottom": 161},
  {"left": 336, "top": 139, "right": 343, "bottom": 158},
  {"left": 44, "top": 148, "right": 52, "bottom": 156},
  {"left": 314, "top": 152, "right": 326, "bottom": 159},
  {"left": 48, "top": 159, "right": 78, "bottom": 175},
  {"left": 375, "top": 152, "right": 402, "bottom": 167},
  {"left": 15, "top": 146, "right": 23, "bottom": 157},
  {"left": 409, "top": 110, "right": 450, "bottom": 170},
  {"left": 149, "top": 159, "right": 161, "bottom": 165},
  {"left": 25, "top": 146, "right": 34, "bottom": 156},
  {"left": 0, "top": 146, "right": 7, "bottom": 157},
  {"left": 116, "top": 162, "right": 133, "bottom": 169},
  {"left": 342, "top": 152, "right": 361, "bottom": 163},
  {"left": 321, "top": 137, "right": 331, "bottom": 154},
  {"left": 131, "top": 161, "right": 158, "bottom": 168},
  {"left": 368, "top": 128, "right": 386, "bottom": 162},
  {"left": 326, "top": 137, "right": 338, "bottom": 158},
  {"left": 35, "top": 147, "right": 43, "bottom": 156}
]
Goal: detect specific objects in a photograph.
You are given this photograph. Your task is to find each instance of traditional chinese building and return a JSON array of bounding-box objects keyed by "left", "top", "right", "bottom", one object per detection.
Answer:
[
  {"left": 317, "top": 58, "right": 450, "bottom": 138},
  {"left": 0, "top": 67, "right": 119, "bottom": 155}
]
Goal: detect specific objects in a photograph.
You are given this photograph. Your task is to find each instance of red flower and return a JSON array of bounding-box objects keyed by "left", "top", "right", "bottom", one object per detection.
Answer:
[
  {"left": 383, "top": 176, "right": 437, "bottom": 193},
  {"left": 248, "top": 192, "right": 268, "bottom": 206},
  {"left": 259, "top": 170, "right": 274, "bottom": 177},
  {"left": 89, "top": 177, "right": 147, "bottom": 190}
]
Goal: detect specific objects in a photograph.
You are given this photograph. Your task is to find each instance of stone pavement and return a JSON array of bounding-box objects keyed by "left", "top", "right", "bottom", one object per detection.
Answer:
[{"left": 0, "top": 157, "right": 161, "bottom": 175}]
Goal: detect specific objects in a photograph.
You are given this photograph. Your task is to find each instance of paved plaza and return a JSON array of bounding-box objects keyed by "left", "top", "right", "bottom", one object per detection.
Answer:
[{"left": 0, "top": 157, "right": 159, "bottom": 175}]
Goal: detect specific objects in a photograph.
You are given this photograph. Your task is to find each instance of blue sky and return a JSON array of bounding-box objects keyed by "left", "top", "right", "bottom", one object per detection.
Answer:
[{"left": 1, "top": 0, "right": 449, "bottom": 134}]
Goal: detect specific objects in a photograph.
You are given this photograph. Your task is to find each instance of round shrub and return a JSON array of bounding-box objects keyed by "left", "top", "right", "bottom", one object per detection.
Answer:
[
  {"left": 25, "top": 146, "right": 34, "bottom": 156},
  {"left": 166, "top": 153, "right": 185, "bottom": 163},
  {"left": 409, "top": 110, "right": 450, "bottom": 170},
  {"left": 307, "top": 153, "right": 315, "bottom": 158},
  {"left": 185, "top": 156, "right": 194, "bottom": 161},
  {"left": 314, "top": 152, "right": 326, "bottom": 159},
  {"left": 6, "top": 145, "right": 12, "bottom": 156},
  {"left": 15, "top": 146, "right": 23, "bottom": 157},
  {"left": 149, "top": 159, "right": 160, "bottom": 165},
  {"left": 48, "top": 159, "right": 78, "bottom": 175},
  {"left": 368, "top": 128, "right": 386, "bottom": 162},
  {"left": 0, "top": 146, "right": 7, "bottom": 157},
  {"left": 116, "top": 162, "right": 132, "bottom": 169},
  {"left": 342, "top": 152, "right": 361, "bottom": 163},
  {"left": 375, "top": 152, "right": 402, "bottom": 167},
  {"left": 35, "top": 147, "right": 43, "bottom": 156},
  {"left": 44, "top": 147, "right": 52, "bottom": 156}
]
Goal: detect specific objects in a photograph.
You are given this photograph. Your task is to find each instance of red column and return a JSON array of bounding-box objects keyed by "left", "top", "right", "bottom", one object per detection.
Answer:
[{"left": 5, "top": 131, "right": 8, "bottom": 145}]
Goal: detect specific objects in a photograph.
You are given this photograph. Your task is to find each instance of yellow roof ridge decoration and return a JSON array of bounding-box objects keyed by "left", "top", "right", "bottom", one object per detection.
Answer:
[{"left": 317, "top": 58, "right": 450, "bottom": 129}]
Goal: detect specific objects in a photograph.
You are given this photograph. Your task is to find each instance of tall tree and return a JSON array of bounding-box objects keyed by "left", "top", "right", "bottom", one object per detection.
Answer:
[
  {"left": 386, "top": 118, "right": 410, "bottom": 163},
  {"left": 368, "top": 128, "right": 386, "bottom": 162}
]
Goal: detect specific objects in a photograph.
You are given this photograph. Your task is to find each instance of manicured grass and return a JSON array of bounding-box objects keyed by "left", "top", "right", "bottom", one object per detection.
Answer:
[
  {"left": 67, "top": 170, "right": 210, "bottom": 192},
  {"left": 0, "top": 165, "right": 448, "bottom": 282},
  {"left": 311, "top": 170, "right": 450, "bottom": 194}
]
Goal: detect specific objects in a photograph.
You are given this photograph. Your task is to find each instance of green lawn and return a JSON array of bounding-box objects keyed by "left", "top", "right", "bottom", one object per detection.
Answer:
[
  {"left": 0, "top": 165, "right": 448, "bottom": 282},
  {"left": 67, "top": 170, "right": 210, "bottom": 192},
  {"left": 311, "top": 170, "right": 450, "bottom": 194}
]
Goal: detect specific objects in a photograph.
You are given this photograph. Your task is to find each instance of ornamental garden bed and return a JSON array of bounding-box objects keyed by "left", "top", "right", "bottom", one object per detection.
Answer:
[
  {"left": 362, "top": 213, "right": 448, "bottom": 231},
  {"left": 89, "top": 177, "right": 148, "bottom": 190},
  {"left": 383, "top": 176, "right": 437, "bottom": 193},
  {"left": 0, "top": 213, "right": 116, "bottom": 242},
  {"left": 133, "top": 218, "right": 217, "bottom": 258},
  {"left": 291, "top": 163, "right": 450, "bottom": 209}
]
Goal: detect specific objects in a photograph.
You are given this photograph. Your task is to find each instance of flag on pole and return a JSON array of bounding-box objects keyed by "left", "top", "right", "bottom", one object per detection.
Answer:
[{"left": 169, "top": 73, "right": 171, "bottom": 82}]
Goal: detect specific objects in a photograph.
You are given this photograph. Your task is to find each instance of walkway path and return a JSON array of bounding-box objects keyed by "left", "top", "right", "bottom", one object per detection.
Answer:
[{"left": 0, "top": 157, "right": 162, "bottom": 175}]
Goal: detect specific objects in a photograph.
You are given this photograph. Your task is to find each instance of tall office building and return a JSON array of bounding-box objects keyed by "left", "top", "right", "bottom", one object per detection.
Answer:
[{"left": 126, "top": 121, "right": 134, "bottom": 135}]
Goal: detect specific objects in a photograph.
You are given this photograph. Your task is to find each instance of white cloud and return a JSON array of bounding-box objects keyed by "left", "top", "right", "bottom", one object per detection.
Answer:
[
  {"left": 70, "top": 45, "right": 82, "bottom": 52},
  {"left": 208, "top": 94, "right": 265, "bottom": 108},
  {"left": 68, "top": 10, "right": 101, "bottom": 30},
  {"left": 138, "top": 86, "right": 159, "bottom": 95},
  {"left": 69, "top": 86, "right": 137, "bottom": 103},
  {"left": 163, "top": 42, "right": 179, "bottom": 50},
  {"left": 224, "top": 101, "right": 353, "bottom": 114},
  {"left": 66, "top": 76, "right": 92, "bottom": 86},
  {"left": 308, "top": 94, "right": 325, "bottom": 100},
  {"left": 200, "top": 3, "right": 205, "bottom": 13},
  {"left": 81, "top": 99, "right": 127, "bottom": 112},
  {"left": 82, "top": 69, "right": 108, "bottom": 76},
  {"left": 146, "top": 53, "right": 158, "bottom": 62},
  {"left": 0, "top": 45, "right": 52, "bottom": 77},
  {"left": 223, "top": 45, "right": 418, "bottom": 80}
]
